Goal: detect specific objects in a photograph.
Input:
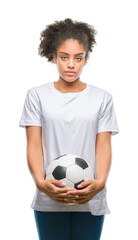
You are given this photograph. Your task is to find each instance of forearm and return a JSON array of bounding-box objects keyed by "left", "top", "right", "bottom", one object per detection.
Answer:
[
  {"left": 27, "top": 146, "right": 44, "bottom": 187},
  {"left": 95, "top": 139, "right": 112, "bottom": 187}
]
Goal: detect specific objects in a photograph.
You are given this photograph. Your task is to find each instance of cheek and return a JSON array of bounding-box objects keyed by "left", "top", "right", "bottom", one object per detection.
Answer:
[
  {"left": 57, "top": 61, "right": 65, "bottom": 71},
  {"left": 77, "top": 64, "right": 84, "bottom": 75},
  {"left": 56, "top": 63, "right": 63, "bottom": 73}
]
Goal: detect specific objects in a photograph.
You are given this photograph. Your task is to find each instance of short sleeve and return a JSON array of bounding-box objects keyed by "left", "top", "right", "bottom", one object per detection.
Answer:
[
  {"left": 96, "top": 93, "right": 119, "bottom": 136},
  {"left": 19, "top": 89, "right": 42, "bottom": 128}
]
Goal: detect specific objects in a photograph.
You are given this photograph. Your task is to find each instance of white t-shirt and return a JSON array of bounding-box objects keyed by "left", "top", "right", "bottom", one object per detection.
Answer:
[{"left": 19, "top": 81, "right": 119, "bottom": 216}]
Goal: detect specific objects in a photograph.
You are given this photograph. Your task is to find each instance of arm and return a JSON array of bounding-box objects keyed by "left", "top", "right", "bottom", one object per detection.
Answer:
[
  {"left": 95, "top": 131, "right": 112, "bottom": 188},
  {"left": 65, "top": 131, "right": 112, "bottom": 204},
  {"left": 26, "top": 126, "right": 76, "bottom": 204},
  {"left": 26, "top": 126, "right": 44, "bottom": 189}
]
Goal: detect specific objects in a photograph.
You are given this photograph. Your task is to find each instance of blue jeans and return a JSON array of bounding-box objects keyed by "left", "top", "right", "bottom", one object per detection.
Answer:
[{"left": 34, "top": 210, "right": 105, "bottom": 240}]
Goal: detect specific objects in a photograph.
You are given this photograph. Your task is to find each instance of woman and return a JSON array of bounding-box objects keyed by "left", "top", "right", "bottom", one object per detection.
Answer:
[{"left": 19, "top": 18, "right": 119, "bottom": 240}]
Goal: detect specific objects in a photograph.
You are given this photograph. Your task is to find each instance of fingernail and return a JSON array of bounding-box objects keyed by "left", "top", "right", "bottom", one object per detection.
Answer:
[
  {"left": 77, "top": 184, "right": 82, "bottom": 188},
  {"left": 62, "top": 183, "right": 66, "bottom": 186}
]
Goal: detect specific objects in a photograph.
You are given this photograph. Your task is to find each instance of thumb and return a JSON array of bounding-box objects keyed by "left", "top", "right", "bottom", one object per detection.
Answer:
[
  {"left": 51, "top": 179, "right": 66, "bottom": 187},
  {"left": 77, "top": 179, "right": 93, "bottom": 188}
]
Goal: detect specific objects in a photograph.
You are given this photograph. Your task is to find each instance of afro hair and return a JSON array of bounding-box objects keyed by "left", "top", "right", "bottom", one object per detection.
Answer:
[{"left": 38, "top": 18, "right": 98, "bottom": 63}]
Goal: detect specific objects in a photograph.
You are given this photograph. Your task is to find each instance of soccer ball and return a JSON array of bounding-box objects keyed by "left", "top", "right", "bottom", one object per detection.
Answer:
[{"left": 45, "top": 154, "right": 94, "bottom": 190}]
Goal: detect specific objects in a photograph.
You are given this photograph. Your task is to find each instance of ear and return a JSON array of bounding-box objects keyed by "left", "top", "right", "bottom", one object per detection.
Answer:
[
  {"left": 84, "top": 58, "right": 87, "bottom": 66},
  {"left": 53, "top": 55, "right": 57, "bottom": 64}
]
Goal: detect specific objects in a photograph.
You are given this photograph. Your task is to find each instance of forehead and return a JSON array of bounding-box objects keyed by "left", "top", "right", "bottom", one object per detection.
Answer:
[{"left": 57, "top": 39, "right": 85, "bottom": 55}]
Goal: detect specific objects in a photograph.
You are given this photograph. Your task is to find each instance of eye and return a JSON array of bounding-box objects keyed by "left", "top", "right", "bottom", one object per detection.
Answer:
[
  {"left": 60, "top": 56, "right": 82, "bottom": 61},
  {"left": 76, "top": 57, "right": 82, "bottom": 61},
  {"left": 61, "top": 56, "right": 67, "bottom": 60}
]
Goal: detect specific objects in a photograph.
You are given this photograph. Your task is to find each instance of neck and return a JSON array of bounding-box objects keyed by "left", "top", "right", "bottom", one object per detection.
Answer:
[{"left": 55, "top": 78, "right": 84, "bottom": 91}]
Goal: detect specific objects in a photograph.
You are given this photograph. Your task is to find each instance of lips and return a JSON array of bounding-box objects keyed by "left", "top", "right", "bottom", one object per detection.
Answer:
[{"left": 65, "top": 71, "right": 76, "bottom": 76}]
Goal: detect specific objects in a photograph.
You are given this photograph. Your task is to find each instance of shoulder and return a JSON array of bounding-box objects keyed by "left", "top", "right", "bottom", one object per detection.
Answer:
[
  {"left": 27, "top": 82, "right": 50, "bottom": 98},
  {"left": 28, "top": 82, "right": 49, "bottom": 93},
  {"left": 88, "top": 83, "right": 112, "bottom": 101}
]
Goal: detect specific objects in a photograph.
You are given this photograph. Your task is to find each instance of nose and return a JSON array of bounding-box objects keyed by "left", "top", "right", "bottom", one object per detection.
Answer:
[{"left": 67, "top": 58, "right": 75, "bottom": 68}]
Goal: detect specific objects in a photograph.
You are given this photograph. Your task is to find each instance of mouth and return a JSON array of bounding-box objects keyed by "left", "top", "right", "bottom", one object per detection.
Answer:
[{"left": 65, "top": 71, "right": 76, "bottom": 76}]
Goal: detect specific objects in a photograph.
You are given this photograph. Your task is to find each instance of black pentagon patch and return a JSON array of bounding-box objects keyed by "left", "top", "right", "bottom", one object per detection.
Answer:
[
  {"left": 53, "top": 166, "right": 66, "bottom": 180},
  {"left": 75, "top": 157, "right": 88, "bottom": 169},
  {"left": 75, "top": 180, "right": 84, "bottom": 190}
]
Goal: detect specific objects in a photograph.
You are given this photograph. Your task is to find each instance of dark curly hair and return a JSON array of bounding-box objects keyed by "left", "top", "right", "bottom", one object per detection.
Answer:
[{"left": 38, "top": 18, "right": 98, "bottom": 63}]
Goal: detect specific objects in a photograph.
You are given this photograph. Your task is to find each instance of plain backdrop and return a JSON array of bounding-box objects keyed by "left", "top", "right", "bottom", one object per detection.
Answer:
[{"left": 0, "top": 0, "right": 138, "bottom": 239}]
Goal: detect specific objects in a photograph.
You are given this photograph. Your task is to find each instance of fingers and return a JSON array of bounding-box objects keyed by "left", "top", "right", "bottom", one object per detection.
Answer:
[
  {"left": 50, "top": 180, "right": 88, "bottom": 203},
  {"left": 50, "top": 179, "right": 66, "bottom": 187},
  {"left": 52, "top": 180, "right": 78, "bottom": 193},
  {"left": 66, "top": 190, "right": 85, "bottom": 197},
  {"left": 53, "top": 195, "right": 88, "bottom": 205},
  {"left": 51, "top": 179, "right": 75, "bottom": 190},
  {"left": 57, "top": 192, "right": 79, "bottom": 200},
  {"left": 55, "top": 187, "right": 76, "bottom": 194},
  {"left": 76, "top": 200, "right": 89, "bottom": 205}
]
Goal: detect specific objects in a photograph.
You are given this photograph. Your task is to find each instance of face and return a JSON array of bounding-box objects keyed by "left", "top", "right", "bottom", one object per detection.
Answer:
[{"left": 53, "top": 38, "right": 87, "bottom": 83}]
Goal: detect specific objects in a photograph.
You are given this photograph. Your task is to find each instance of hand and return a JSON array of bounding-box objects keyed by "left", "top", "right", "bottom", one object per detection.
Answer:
[
  {"left": 36, "top": 179, "right": 79, "bottom": 205},
  {"left": 65, "top": 179, "right": 105, "bottom": 205}
]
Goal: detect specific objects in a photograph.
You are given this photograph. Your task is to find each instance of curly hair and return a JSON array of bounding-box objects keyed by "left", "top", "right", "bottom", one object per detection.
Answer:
[{"left": 38, "top": 18, "right": 98, "bottom": 63}]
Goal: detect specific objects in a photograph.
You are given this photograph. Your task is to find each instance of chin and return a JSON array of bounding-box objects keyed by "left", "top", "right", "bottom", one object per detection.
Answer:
[{"left": 61, "top": 75, "right": 79, "bottom": 83}]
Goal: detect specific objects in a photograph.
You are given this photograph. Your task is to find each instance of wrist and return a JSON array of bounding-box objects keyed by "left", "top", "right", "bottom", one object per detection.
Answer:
[
  {"left": 96, "top": 178, "right": 106, "bottom": 190},
  {"left": 34, "top": 176, "right": 45, "bottom": 189}
]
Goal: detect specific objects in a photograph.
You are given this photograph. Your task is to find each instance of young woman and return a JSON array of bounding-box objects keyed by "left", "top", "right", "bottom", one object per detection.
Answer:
[{"left": 19, "top": 18, "right": 119, "bottom": 240}]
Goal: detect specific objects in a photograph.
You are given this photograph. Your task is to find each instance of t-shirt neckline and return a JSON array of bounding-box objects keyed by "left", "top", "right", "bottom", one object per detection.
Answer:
[{"left": 49, "top": 81, "right": 90, "bottom": 97}]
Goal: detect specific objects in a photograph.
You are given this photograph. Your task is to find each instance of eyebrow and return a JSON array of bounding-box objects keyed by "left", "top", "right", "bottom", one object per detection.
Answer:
[{"left": 59, "top": 52, "right": 84, "bottom": 56}]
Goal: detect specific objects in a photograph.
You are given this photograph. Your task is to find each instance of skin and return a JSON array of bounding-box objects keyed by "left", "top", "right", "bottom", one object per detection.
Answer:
[
  {"left": 26, "top": 38, "right": 112, "bottom": 205},
  {"left": 26, "top": 127, "right": 111, "bottom": 205},
  {"left": 53, "top": 38, "right": 88, "bottom": 93},
  {"left": 64, "top": 131, "right": 111, "bottom": 205}
]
